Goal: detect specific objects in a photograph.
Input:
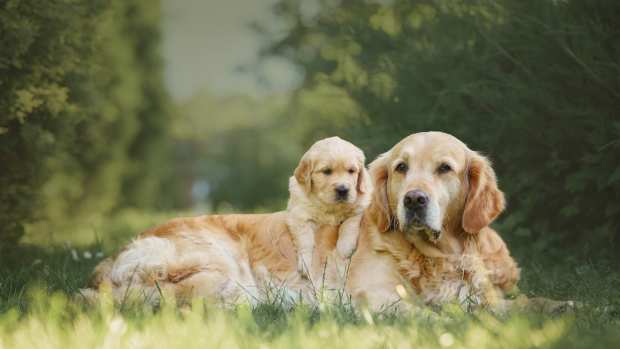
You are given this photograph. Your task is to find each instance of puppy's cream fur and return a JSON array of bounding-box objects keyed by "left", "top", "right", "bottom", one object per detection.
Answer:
[{"left": 286, "top": 137, "right": 371, "bottom": 278}]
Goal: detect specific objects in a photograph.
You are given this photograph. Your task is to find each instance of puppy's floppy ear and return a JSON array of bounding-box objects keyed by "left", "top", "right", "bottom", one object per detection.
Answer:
[
  {"left": 462, "top": 152, "right": 505, "bottom": 234},
  {"left": 356, "top": 153, "right": 372, "bottom": 196},
  {"left": 356, "top": 166, "right": 372, "bottom": 195},
  {"left": 294, "top": 154, "right": 313, "bottom": 193},
  {"left": 368, "top": 153, "right": 391, "bottom": 232}
]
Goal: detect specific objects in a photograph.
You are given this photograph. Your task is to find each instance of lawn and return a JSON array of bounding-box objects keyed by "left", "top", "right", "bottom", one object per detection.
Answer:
[{"left": 1, "top": 212, "right": 619, "bottom": 349}]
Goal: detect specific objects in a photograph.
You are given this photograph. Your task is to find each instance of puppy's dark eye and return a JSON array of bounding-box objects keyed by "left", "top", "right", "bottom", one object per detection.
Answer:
[
  {"left": 437, "top": 163, "right": 452, "bottom": 174},
  {"left": 348, "top": 168, "right": 356, "bottom": 174},
  {"left": 395, "top": 162, "right": 408, "bottom": 174},
  {"left": 322, "top": 168, "right": 333, "bottom": 175}
]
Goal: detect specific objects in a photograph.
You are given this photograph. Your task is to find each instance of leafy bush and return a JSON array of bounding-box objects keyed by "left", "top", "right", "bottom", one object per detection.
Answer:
[{"left": 0, "top": 0, "right": 171, "bottom": 251}]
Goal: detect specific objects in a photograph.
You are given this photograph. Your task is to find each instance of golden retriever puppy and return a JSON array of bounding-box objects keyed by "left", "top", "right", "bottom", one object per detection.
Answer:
[
  {"left": 347, "top": 131, "right": 520, "bottom": 311},
  {"left": 86, "top": 137, "right": 370, "bottom": 305},
  {"left": 287, "top": 137, "right": 371, "bottom": 278}
]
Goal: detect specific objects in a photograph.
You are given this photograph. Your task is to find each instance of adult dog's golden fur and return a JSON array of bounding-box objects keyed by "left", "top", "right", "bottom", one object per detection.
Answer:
[
  {"left": 87, "top": 137, "right": 370, "bottom": 305},
  {"left": 346, "top": 131, "right": 520, "bottom": 310}
]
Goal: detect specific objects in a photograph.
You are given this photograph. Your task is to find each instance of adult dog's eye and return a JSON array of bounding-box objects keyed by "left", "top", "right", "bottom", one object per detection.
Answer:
[
  {"left": 348, "top": 168, "right": 356, "bottom": 174},
  {"left": 395, "top": 162, "right": 408, "bottom": 174},
  {"left": 437, "top": 163, "right": 452, "bottom": 174},
  {"left": 322, "top": 168, "right": 333, "bottom": 175}
]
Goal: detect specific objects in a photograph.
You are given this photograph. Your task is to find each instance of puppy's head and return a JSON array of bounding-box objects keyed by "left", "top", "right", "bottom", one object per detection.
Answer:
[
  {"left": 368, "top": 132, "right": 505, "bottom": 242},
  {"left": 294, "top": 137, "right": 371, "bottom": 208}
]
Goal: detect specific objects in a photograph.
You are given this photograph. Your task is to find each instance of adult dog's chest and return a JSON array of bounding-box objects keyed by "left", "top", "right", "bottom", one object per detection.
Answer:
[{"left": 401, "top": 249, "right": 489, "bottom": 306}]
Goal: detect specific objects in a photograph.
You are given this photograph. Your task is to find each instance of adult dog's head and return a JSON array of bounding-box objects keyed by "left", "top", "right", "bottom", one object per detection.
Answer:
[
  {"left": 292, "top": 137, "right": 372, "bottom": 212},
  {"left": 368, "top": 132, "right": 504, "bottom": 243}
]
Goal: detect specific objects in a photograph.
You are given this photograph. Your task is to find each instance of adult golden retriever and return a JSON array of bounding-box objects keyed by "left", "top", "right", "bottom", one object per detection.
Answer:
[
  {"left": 87, "top": 137, "right": 370, "bottom": 305},
  {"left": 346, "top": 131, "right": 521, "bottom": 311}
]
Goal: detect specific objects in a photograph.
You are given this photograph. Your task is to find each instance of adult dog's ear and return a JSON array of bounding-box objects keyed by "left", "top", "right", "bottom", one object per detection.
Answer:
[
  {"left": 368, "top": 153, "right": 391, "bottom": 232},
  {"left": 294, "top": 155, "right": 313, "bottom": 193},
  {"left": 462, "top": 152, "right": 506, "bottom": 234}
]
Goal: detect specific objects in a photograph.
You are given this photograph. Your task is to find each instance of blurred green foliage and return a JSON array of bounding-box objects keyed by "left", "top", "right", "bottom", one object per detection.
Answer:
[
  {"left": 173, "top": 91, "right": 299, "bottom": 211},
  {"left": 258, "top": 0, "right": 620, "bottom": 251},
  {"left": 170, "top": 0, "right": 620, "bottom": 254},
  {"left": 0, "top": 0, "right": 171, "bottom": 250},
  {"left": 2, "top": 0, "right": 619, "bottom": 257}
]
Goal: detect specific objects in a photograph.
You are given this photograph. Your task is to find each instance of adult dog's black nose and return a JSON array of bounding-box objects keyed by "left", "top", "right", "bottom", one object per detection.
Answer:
[
  {"left": 404, "top": 190, "right": 429, "bottom": 210},
  {"left": 335, "top": 185, "right": 349, "bottom": 199}
]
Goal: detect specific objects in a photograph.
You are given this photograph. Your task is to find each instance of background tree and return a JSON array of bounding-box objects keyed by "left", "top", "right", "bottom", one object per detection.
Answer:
[{"left": 0, "top": 0, "right": 172, "bottom": 250}]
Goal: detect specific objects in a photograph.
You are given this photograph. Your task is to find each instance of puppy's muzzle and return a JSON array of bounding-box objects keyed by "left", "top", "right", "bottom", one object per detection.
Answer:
[{"left": 334, "top": 185, "right": 350, "bottom": 202}]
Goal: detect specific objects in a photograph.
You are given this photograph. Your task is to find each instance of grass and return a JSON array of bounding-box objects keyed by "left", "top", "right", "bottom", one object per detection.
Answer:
[{"left": 1, "top": 212, "right": 619, "bottom": 348}]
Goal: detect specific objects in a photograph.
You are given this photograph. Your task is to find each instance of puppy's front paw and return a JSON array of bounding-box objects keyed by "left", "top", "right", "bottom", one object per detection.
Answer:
[
  {"left": 336, "top": 237, "right": 357, "bottom": 259},
  {"left": 297, "top": 253, "right": 312, "bottom": 279}
]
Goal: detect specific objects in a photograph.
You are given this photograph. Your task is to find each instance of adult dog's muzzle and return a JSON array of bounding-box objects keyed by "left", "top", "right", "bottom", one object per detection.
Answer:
[{"left": 403, "top": 190, "right": 441, "bottom": 242}]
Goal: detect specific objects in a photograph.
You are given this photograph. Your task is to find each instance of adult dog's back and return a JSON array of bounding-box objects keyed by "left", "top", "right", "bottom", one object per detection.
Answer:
[
  {"left": 91, "top": 213, "right": 308, "bottom": 304},
  {"left": 90, "top": 210, "right": 353, "bottom": 305}
]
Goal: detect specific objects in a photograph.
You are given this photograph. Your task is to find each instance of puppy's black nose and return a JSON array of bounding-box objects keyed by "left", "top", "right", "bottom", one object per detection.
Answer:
[
  {"left": 335, "top": 185, "right": 349, "bottom": 199},
  {"left": 404, "top": 190, "right": 429, "bottom": 210}
]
